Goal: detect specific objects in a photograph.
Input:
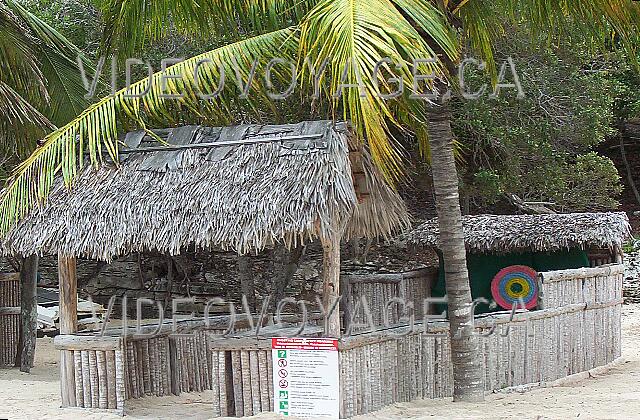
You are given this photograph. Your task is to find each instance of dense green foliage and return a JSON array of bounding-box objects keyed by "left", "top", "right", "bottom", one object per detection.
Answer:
[
  {"left": 451, "top": 27, "right": 639, "bottom": 212},
  {"left": 21, "top": 0, "right": 101, "bottom": 53},
  {"left": 611, "top": 57, "right": 640, "bottom": 122}
]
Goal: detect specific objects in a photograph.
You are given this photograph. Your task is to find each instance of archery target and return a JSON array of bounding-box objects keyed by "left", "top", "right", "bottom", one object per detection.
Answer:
[{"left": 491, "top": 265, "right": 538, "bottom": 310}]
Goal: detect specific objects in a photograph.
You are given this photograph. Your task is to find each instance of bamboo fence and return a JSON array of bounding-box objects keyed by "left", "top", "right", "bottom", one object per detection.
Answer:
[
  {"left": 0, "top": 273, "right": 20, "bottom": 367},
  {"left": 336, "top": 263, "right": 624, "bottom": 417},
  {"left": 54, "top": 336, "right": 125, "bottom": 412},
  {"left": 207, "top": 264, "right": 624, "bottom": 418},
  {"left": 53, "top": 316, "right": 257, "bottom": 413},
  {"left": 169, "top": 330, "right": 213, "bottom": 394},
  {"left": 341, "top": 268, "right": 437, "bottom": 332},
  {"left": 207, "top": 337, "right": 274, "bottom": 417},
  {"left": 53, "top": 264, "right": 623, "bottom": 417}
]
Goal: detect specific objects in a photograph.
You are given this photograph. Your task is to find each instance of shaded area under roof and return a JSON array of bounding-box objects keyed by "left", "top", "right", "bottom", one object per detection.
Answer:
[
  {"left": 406, "top": 212, "right": 632, "bottom": 254},
  {"left": 3, "top": 121, "right": 410, "bottom": 261}
]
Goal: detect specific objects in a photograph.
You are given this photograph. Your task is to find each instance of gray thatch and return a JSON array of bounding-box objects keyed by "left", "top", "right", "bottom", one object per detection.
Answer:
[
  {"left": 406, "top": 212, "right": 632, "bottom": 254},
  {"left": 3, "top": 121, "right": 410, "bottom": 261}
]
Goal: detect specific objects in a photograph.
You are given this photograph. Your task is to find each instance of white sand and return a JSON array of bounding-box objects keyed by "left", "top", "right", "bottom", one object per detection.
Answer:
[{"left": 2, "top": 305, "right": 640, "bottom": 420}]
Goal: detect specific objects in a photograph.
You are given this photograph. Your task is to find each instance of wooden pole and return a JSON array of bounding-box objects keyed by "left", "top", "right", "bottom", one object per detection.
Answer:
[
  {"left": 340, "top": 276, "right": 353, "bottom": 334},
  {"left": 58, "top": 254, "right": 78, "bottom": 407},
  {"left": 619, "top": 134, "right": 640, "bottom": 206},
  {"left": 19, "top": 254, "right": 39, "bottom": 372},
  {"left": 614, "top": 245, "right": 624, "bottom": 264},
  {"left": 238, "top": 255, "right": 256, "bottom": 312},
  {"left": 58, "top": 255, "right": 78, "bottom": 334},
  {"left": 321, "top": 227, "right": 342, "bottom": 337}
]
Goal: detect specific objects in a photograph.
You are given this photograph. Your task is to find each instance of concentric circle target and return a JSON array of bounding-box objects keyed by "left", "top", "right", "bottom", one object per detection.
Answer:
[{"left": 491, "top": 265, "right": 538, "bottom": 310}]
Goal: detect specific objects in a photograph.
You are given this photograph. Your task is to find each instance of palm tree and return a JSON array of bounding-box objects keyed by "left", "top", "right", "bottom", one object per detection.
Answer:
[
  {"left": 0, "top": 0, "right": 92, "bottom": 172},
  {"left": 1, "top": 0, "right": 638, "bottom": 401}
]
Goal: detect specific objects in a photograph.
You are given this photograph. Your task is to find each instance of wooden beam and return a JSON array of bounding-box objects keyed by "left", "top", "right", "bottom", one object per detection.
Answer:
[
  {"left": 0, "top": 307, "right": 21, "bottom": 315},
  {"left": 19, "top": 255, "right": 39, "bottom": 373},
  {"left": 119, "top": 133, "right": 324, "bottom": 154},
  {"left": 238, "top": 255, "right": 256, "bottom": 312},
  {"left": 0, "top": 273, "right": 19, "bottom": 282},
  {"left": 54, "top": 335, "right": 121, "bottom": 351},
  {"left": 619, "top": 134, "right": 640, "bottom": 206},
  {"left": 321, "top": 227, "right": 342, "bottom": 338},
  {"left": 339, "top": 275, "right": 352, "bottom": 335},
  {"left": 539, "top": 264, "right": 624, "bottom": 283}
]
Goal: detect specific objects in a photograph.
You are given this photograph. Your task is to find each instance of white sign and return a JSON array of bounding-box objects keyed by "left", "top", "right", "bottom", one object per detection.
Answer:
[{"left": 272, "top": 337, "right": 340, "bottom": 419}]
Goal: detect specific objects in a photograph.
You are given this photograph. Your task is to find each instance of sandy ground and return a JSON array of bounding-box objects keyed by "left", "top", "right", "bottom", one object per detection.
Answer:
[{"left": 2, "top": 306, "right": 640, "bottom": 420}]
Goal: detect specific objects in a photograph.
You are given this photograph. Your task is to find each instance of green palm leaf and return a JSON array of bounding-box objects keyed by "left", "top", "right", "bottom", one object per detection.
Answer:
[
  {"left": 98, "top": 0, "right": 214, "bottom": 56},
  {"left": 3, "top": 0, "right": 640, "bottom": 237},
  {"left": 455, "top": 1, "right": 503, "bottom": 80},
  {"left": 4, "top": 0, "right": 95, "bottom": 126},
  {"left": 206, "top": 0, "right": 317, "bottom": 34},
  {"left": 456, "top": 0, "right": 640, "bottom": 74},
  {"left": 0, "top": 28, "right": 298, "bottom": 234},
  {"left": 0, "top": 2, "right": 47, "bottom": 103},
  {"left": 97, "top": 0, "right": 314, "bottom": 55},
  {"left": 0, "top": 80, "right": 54, "bottom": 159},
  {"left": 298, "top": 0, "right": 458, "bottom": 179}
]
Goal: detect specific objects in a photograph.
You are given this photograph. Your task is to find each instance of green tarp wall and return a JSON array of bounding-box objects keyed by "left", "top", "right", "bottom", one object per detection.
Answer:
[{"left": 433, "top": 248, "right": 589, "bottom": 314}]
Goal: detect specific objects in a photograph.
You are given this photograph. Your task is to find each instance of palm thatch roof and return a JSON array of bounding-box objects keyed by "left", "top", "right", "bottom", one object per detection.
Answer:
[
  {"left": 406, "top": 212, "right": 632, "bottom": 254},
  {"left": 3, "top": 121, "right": 410, "bottom": 261}
]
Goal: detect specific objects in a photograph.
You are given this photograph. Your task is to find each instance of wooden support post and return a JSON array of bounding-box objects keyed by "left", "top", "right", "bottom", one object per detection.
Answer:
[
  {"left": 58, "top": 254, "right": 78, "bottom": 408},
  {"left": 536, "top": 274, "right": 545, "bottom": 310},
  {"left": 238, "top": 255, "right": 256, "bottom": 312},
  {"left": 614, "top": 245, "right": 624, "bottom": 264},
  {"left": 58, "top": 255, "right": 78, "bottom": 334},
  {"left": 340, "top": 276, "right": 353, "bottom": 335},
  {"left": 19, "top": 254, "right": 39, "bottom": 372},
  {"left": 321, "top": 227, "right": 342, "bottom": 338}
]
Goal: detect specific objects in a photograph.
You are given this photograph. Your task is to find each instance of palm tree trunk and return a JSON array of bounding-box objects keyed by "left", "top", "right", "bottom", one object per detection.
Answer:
[{"left": 427, "top": 103, "right": 485, "bottom": 402}]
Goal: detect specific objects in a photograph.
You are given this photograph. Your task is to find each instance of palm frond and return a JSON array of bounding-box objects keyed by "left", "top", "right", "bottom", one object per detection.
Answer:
[
  {"left": 4, "top": 0, "right": 95, "bottom": 125},
  {"left": 299, "top": 0, "right": 459, "bottom": 180},
  {"left": 97, "top": 0, "right": 314, "bottom": 56},
  {"left": 455, "top": 1, "right": 503, "bottom": 80},
  {"left": 0, "top": 28, "right": 298, "bottom": 235},
  {"left": 208, "top": 0, "right": 317, "bottom": 34},
  {"left": 504, "top": 0, "right": 640, "bottom": 57},
  {"left": 0, "top": 2, "right": 47, "bottom": 102},
  {"left": 0, "top": 80, "right": 54, "bottom": 158},
  {"left": 98, "top": 0, "right": 213, "bottom": 56},
  {"left": 390, "top": 0, "right": 459, "bottom": 61}
]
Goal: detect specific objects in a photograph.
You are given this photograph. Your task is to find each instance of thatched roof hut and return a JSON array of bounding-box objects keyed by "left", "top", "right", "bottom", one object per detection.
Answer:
[
  {"left": 407, "top": 212, "right": 631, "bottom": 315},
  {"left": 3, "top": 121, "right": 410, "bottom": 261},
  {"left": 406, "top": 212, "right": 632, "bottom": 255}
]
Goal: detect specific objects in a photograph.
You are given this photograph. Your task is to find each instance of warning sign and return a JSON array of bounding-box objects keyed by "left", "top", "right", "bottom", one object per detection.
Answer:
[{"left": 272, "top": 338, "right": 340, "bottom": 419}]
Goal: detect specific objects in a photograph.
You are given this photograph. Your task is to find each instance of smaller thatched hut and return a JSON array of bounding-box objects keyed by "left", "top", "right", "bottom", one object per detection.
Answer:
[{"left": 406, "top": 212, "right": 632, "bottom": 312}]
